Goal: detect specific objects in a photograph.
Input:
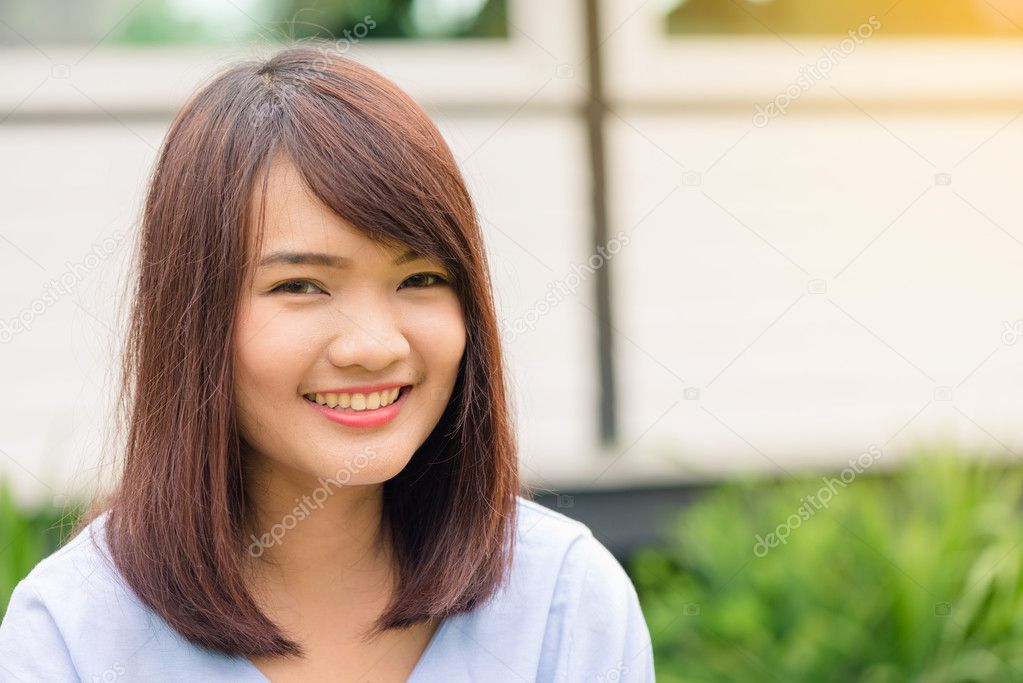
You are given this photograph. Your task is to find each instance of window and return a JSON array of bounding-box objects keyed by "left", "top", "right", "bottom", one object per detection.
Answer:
[
  {"left": 0, "top": 0, "right": 509, "bottom": 46},
  {"left": 664, "top": 0, "right": 1023, "bottom": 36}
]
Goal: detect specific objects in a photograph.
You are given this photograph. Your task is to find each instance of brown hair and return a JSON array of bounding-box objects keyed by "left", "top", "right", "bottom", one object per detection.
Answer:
[{"left": 80, "top": 45, "right": 522, "bottom": 658}]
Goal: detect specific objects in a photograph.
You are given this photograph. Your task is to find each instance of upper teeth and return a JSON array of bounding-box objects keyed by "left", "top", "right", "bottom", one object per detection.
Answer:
[{"left": 308, "top": 388, "right": 401, "bottom": 411}]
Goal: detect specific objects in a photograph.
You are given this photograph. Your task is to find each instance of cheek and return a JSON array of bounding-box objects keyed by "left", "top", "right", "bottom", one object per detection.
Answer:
[
  {"left": 233, "top": 307, "right": 271, "bottom": 431},
  {"left": 233, "top": 300, "right": 313, "bottom": 406},
  {"left": 234, "top": 304, "right": 269, "bottom": 392},
  {"left": 409, "top": 300, "right": 466, "bottom": 373}
]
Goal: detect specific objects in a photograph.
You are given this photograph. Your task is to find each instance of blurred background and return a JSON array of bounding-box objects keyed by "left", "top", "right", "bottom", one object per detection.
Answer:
[{"left": 2, "top": 0, "right": 1023, "bottom": 680}]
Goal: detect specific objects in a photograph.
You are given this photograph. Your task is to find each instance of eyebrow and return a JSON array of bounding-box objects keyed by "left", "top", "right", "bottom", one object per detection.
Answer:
[{"left": 258, "top": 249, "right": 425, "bottom": 269}]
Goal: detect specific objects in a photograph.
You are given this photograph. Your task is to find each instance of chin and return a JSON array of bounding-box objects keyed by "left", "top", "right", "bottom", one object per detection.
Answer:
[{"left": 307, "top": 451, "right": 413, "bottom": 488}]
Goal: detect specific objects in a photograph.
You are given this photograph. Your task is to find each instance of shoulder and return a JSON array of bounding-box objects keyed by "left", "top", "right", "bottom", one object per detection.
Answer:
[
  {"left": 513, "top": 495, "right": 592, "bottom": 550},
  {"left": 511, "top": 496, "right": 634, "bottom": 600},
  {"left": 16, "top": 509, "right": 114, "bottom": 578},
  {"left": 506, "top": 496, "right": 611, "bottom": 608},
  {"left": 4, "top": 510, "right": 124, "bottom": 620},
  {"left": 513, "top": 497, "right": 655, "bottom": 680},
  {"left": 0, "top": 510, "right": 247, "bottom": 680},
  {"left": 0, "top": 511, "right": 126, "bottom": 678},
  {"left": 421, "top": 496, "right": 654, "bottom": 681}
]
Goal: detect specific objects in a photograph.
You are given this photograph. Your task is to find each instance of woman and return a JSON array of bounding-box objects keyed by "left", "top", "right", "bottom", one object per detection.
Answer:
[{"left": 0, "top": 46, "right": 655, "bottom": 682}]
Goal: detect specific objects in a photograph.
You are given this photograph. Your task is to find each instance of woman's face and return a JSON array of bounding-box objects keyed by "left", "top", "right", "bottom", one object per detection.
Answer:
[{"left": 233, "top": 156, "right": 466, "bottom": 490}]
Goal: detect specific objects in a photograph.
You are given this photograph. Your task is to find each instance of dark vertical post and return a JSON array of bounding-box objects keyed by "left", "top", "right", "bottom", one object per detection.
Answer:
[{"left": 583, "top": 0, "right": 616, "bottom": 445}]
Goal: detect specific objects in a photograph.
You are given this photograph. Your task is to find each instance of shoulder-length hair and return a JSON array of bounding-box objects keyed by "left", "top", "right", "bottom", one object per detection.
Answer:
[{"left": 82, "top": 45, "right": 521, "bottom": 658}]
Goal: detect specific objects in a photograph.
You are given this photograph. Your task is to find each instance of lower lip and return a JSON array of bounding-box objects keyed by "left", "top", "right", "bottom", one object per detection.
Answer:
[{"left": 305, "top": 386, "right": 412, "bottom": 428}]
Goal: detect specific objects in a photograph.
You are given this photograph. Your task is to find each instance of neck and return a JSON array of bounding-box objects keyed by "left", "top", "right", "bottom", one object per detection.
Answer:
[{"left": 241, "top": 451, "right": 393, "bottom": 595}]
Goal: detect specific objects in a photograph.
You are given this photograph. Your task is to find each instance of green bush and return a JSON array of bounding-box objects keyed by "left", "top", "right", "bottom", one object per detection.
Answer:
[
  {"left": 0, "top": 481, "right": 79, "bottom": 616},
  {"left": 630, "top": 450, "right": 1023, "bottom": 682}
]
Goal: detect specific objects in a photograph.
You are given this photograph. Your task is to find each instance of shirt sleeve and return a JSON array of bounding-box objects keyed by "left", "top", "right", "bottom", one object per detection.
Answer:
[
  {"left": 557, "top": 532, "right": 656, "bottom": 683},
  {"left": 0, "top": 578, "right": 79, "bottom": 681}
]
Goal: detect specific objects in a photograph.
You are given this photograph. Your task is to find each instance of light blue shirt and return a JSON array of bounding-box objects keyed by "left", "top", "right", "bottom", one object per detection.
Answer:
[{"left": 0, "top": 497, "right": 655, "bottom": 682}]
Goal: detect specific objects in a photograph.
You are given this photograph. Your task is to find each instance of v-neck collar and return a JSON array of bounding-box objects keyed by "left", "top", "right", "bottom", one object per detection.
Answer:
[{"left": 235, "top": 614, "right": 454, "bottom": 681}]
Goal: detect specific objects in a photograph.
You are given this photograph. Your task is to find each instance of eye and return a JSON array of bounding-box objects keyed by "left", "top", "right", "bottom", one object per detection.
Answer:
[
  {"left": 400, "top": 273, "right": 449, "bottom": 289},
  {"left": 270, "top": 279, "right": 325, "bottom": 295}
]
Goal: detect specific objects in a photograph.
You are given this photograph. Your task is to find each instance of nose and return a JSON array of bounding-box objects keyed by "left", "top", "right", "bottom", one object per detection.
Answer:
[{"left": 324, "top": 299, "right": 411, "bottom": 373}]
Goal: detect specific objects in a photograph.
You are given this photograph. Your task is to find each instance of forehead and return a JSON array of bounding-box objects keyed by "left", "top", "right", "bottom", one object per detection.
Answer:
[{"left": 248, "top": 154, "right": 398, "bottom": 262}]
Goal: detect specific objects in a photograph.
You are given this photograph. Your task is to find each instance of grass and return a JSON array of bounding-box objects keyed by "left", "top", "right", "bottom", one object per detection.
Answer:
[{"left": 630, "top": 450, "right": 1023, "bottom": 682}]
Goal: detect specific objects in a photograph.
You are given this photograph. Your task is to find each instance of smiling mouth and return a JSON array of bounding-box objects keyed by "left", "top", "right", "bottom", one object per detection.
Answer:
[{"left": 303, "top": 386, "right": 412, "bottom": 413}]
